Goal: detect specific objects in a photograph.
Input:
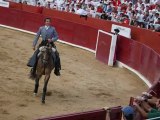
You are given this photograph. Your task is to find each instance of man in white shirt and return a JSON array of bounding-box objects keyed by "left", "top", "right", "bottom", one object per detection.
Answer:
[{"left": 76, "top": 5, "right": 88, "bottom": 15}]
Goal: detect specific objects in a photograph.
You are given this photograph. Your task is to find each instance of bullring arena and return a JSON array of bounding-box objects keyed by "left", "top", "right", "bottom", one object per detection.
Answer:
[
  {"left": 0, "top": 27, "right": 147, "bottom": 120},
  {"left": 0, "top": 1, "right": 160, "bottom": 120}
]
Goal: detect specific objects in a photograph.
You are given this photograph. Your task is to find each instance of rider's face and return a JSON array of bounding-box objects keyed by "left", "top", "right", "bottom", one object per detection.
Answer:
[{"left": 45, "top": 19, "right": 51, "bottom": 26}]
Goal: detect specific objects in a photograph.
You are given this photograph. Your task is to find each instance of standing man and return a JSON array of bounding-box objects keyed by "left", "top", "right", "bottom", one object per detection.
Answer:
[{"left": 27, "top": 18, "right": 61, "bottom": 79}]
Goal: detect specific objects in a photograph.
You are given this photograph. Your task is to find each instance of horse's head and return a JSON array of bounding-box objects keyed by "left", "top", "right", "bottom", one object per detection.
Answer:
[{"left": 39, "top": 46, "right": 52, "bottom": 64}]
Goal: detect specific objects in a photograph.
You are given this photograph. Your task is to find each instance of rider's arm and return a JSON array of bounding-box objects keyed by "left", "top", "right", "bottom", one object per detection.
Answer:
[
  {"left": 51, "top": 27, "right": 59, "bottom": 42},
  {"left": 33, "top": 27, "right": 42, "bottom": 47}
]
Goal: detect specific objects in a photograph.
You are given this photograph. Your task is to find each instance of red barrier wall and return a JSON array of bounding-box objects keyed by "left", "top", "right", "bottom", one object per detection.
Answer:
[
  {"left": 0, "top": 6, "right": 160, "bottom": 84},
  {"left": 37, "top": 109, "right": 106, "bottom": 120},
  {"left": 22, "top": 4, "right": 43, "bottom": 14},
  {"left": 117, "top": 36, "right": 160, "bottom": 84},
  {"left": 51, "top": 18, "right": 97, "bottom": 50},
  {"left": 0, "top": 7, "right": 43, "bottom": 32},
  {"left": 9, "top": 1, "right": 22, "bottom": 10}
]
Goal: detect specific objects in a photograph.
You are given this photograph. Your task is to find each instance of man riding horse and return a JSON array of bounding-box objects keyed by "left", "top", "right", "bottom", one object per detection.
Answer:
[{"left": 27, "top": 18, "right": 61, "bottom": 78}]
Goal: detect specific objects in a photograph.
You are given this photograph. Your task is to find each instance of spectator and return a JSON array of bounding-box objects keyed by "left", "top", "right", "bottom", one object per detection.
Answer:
[
  {"left": 23, "top": 1, "right": 27, "bottom": 4},
  {"left": 154, "top": 17, "right": 160, "bottom": 32},
  {"left": 46, "top": 1, "right": 51, "bottom": 8},
  {"left": 101, "top": 11, "right": 108, "bottom": 19},
  {"left": 136, "top": 10, "right": 145, "bottom": 28},
  {"left": 65, "top": 3, "right": 70, "bottom": 12},
  {"left": 133, "top": 94, "right": 160, "bottom": 119},
  {"left": 122, "top": 106, "right": 135, "bottom": 120},
  {"left": 88, "top": 5, "right": 96, "bottom": 17},
  {"left": 76, "top": 4, "right": 88, "bottom": 15},
  {"left": 70, "top": 4, "right": 76, "bottom": 13},
  {"left": 106, "top": 3, "right": 113, "bottom": 13},
  {"left": 113, "top": 0, "right": 121, "bottom": 8},
  {"left": 154, "top": 13, "right": 159, "bottom": 24},
  {"left": 36, "top": 2, "right": 41, "bottom": 7},
  {"left": 97, "top": 4, "right": 103, "bottom": 13},
  {"left": 123, "top": 15, "right": 130, "bottom": 24}
]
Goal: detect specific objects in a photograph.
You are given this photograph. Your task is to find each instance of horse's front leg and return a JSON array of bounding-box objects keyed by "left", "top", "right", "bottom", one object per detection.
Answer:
[
  {"left": 42, "top": 75, "right": 50, "bottom": 104},
  {"left": 34, "top": 75, "right": 41, "bottom": 96}
]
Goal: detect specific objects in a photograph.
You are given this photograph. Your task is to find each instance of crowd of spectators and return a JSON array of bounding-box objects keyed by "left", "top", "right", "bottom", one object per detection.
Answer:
[{"left": 11, "top": 0, "right": 160, "bottom": 31}]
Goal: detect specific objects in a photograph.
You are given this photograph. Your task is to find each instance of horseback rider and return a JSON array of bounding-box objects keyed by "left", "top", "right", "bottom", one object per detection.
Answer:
[{"left": 27, "top": 17, "right": 61, "bottom": 78}]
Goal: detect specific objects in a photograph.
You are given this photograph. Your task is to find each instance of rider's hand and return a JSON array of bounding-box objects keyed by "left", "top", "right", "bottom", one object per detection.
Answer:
[{"left": 48, "top": 39, "right": 52, "bottom": 43}]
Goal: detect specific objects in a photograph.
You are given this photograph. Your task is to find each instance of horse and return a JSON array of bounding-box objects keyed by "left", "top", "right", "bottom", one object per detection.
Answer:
[{"left": 33, "top": 44, "right": 55, "bottom": 104}]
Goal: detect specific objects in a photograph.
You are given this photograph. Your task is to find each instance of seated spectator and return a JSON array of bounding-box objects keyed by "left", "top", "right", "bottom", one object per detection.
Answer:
[
  {"left": 112, "top": 0, "right": 121, "bottom": 8},
  {"left": 154, "top": 17, "right": 160, "bottom": 32},
  {"left": 111, "top": 11, "right": 118, "bottom": 22},
  {"left": 122, "top": 105, "right": 135, "bottom": 120},
  {"left": 76, "top": 4, "right": 88, "bottom": 15},
  {"left": 123, "top": 15, "right": 130, "bottom": 24},
  {"left": 117, "top": 12, "right": 125, "bottom": 23},
  {"left": 144, "top": 5, "right": 150, "bottom": 12},
  {"left": 70, "top": 4, "right": 76, "bottom": 13},
  {"left": 154, "top": 13, "right": 159, "bottom": 24},
  {"left": 121, "top": 3, "right": 128, "bottom": 12},
  {"left": 136, "top": 10, "right": 145, "bottom": 28},
  {"left": 101, "top": 11, "right": 108, "bottom": 20},
  {"left": 56, "top": 0, "right": 65, "bottom": 10},
  {"left": 23, "top": 1, "right": 27, "bottom": 4},
  {"left": 65, "top": 3, "right": 70, "bottom": 12},
  {"left": 45, "top": 1, "right": 51, "bottom": 9},
  {"left": 88, "top": 5, "right": 96, "bottom": 17},
  {"left": 130, "top": 10, "right": 137, "bottom": 25},
  {"left": 148, "top": 10, "right": 155, "bottom": 23},
  {"left": 133, "top": 93, "right": 160, "bottom": 119},
  {"left": 36, "top": 2, "right": 41, "bottom": 7},
  {"left": 106, "top": 3, "right": 112, "bottom": 13},
  {"left": 97, "top": 4, "right": 103, "bottom": 13}
]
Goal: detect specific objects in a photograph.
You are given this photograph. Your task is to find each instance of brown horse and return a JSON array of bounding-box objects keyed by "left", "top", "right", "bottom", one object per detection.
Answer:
[{"left": 33, "top": 45, "right": 55, "bottom": 104}]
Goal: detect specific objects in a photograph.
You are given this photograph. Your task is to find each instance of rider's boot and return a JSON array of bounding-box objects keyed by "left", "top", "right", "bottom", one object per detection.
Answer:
[
  {"left": 54, "top": 51, "right": 61, "bottom": 76},
  {"left": 27, "top": 49, "right": 39, "bottom": 79}
]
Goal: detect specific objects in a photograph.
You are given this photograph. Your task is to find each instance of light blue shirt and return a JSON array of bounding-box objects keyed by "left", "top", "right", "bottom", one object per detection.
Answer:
[{"left": 33, "top": 26, "right": 59, "bottom": 47}]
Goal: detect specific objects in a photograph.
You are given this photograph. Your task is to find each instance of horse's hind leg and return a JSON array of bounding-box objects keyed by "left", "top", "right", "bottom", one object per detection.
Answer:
[
  {"left": 42, "top": 75, "right": 50, "bottom": 104},
  {"left": 34, "top": 75, "right": 41, "bottom": 95}
]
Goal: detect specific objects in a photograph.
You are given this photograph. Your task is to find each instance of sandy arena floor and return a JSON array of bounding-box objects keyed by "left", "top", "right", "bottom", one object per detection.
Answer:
[{"left": 0, "top": 27, "right": 148, "bottom": 120}]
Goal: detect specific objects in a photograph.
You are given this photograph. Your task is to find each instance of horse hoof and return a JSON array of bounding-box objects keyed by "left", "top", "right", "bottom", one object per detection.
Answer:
[{"left": 42, "top": 100, "right": 45, "bottom": 104}]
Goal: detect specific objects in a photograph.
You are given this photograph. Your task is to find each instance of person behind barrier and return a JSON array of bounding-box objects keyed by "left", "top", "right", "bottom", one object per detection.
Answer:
[
  {"left": 133, "top": 92, "right": 160, "bottom": 119},
  {"left": 114, "top": 28, "right": 120, "bottom": 35},
  {"left": 27, "top": 17, "right": 61, "bottom": 79},
  {"left": 122, "top": 106, "right": 135, "bottom": 120}
]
